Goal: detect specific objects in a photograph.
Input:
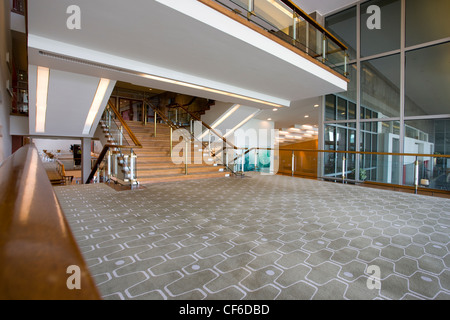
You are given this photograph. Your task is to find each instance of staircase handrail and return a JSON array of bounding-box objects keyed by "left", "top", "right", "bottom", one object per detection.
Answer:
[{"left": 107, "top": 101, "right": 143, "bottom": 148}]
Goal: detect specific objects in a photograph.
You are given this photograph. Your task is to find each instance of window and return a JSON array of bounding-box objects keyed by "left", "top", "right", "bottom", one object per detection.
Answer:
[{"left": 361, "top": 0, "right": 401, "bottom": 57}]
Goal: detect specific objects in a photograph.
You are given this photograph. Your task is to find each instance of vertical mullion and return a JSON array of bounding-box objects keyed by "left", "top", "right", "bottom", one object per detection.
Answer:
[
  {"left": 355, "top": 2, "right": 361, "bottom": 182},
  {"left": 399, "top": 0, "right": 406, "bottom": 184}
]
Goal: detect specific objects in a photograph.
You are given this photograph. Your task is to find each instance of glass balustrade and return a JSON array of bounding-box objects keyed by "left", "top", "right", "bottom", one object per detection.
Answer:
[
  {"left": 212, "top": 0, "right": 348, "bottom": 76},
  {"left": 232, "top": 147, "right": 450, "bottom": 193},
  {"left": 91, "top": 104, "right": 139, "bottom": 186}
]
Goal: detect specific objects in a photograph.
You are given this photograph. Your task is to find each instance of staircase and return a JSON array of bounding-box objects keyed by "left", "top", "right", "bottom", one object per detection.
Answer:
[{"left": 125, "top": 121, "right": 230, "bottom": 184}]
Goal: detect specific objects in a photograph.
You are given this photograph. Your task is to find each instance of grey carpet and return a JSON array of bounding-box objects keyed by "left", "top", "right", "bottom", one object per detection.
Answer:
[{"left": 54, "top": 173, "right": 450, "bottom": 300}]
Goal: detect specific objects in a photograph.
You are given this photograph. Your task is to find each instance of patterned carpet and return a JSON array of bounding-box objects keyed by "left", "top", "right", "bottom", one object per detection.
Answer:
[{"left": 54, "top": 173, "right": 450, "bottom": 300}]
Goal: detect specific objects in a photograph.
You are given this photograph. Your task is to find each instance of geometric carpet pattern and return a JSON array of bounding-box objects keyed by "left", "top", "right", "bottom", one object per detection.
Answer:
[{"left": 54, "top": 173, "right": 450, "bottom": 300}]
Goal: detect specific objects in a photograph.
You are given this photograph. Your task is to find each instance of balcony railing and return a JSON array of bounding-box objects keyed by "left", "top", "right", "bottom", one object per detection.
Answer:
[
  {"left": 207, "top": 0, "right": 349, "bottom": 77},
  {"left": 231, "top": 148, "right": 450, "bottom": 195}
]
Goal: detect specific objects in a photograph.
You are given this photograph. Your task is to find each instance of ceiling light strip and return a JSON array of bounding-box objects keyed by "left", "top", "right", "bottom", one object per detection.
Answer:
[
  {"left": 223, "top": 110, "right": 261, "bottom": 138},
  {"left": 83, "top": 78, "right": 111, "bottom": 135},
  {"left": 198, "top": 104, "right": 241, "bottom": 139}
]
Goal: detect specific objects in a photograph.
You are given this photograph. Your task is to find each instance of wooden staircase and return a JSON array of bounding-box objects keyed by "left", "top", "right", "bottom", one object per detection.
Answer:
[{"left": 125, "top": 121, "right": 230, "bottom": 184}]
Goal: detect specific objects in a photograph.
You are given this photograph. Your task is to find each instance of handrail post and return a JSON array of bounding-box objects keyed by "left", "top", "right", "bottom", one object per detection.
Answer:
[
  {"left": 342, "top": 156, "right": 346, "bottom": 183},
  {"left": 154, "top": 111, "right": 157, "bottom": 137},
  {"left": 414, "top": 156, "right": 419, "bottom": 194},
  {"left": 242, "top": 149, "right": 245, "bottom": 173},
  {"left": 322, "top": 35, "right": 327, "bottom": 62},
  {"left": 292, "top": 150, "right": 295, "bottom": 177},
  {"left": 107, "top": 149, "right": 111, "bottom": 178},
  {"left": 130, "top": 149, "right": 135, "bottom": 183},
  {"left": 185, "top": 140, "right": 189, "bottom": 175},
  {"left": 248, "top": 0, "right": 254, "bottom": 14},
  {"left": 170, "top": 127, "right": 173, "bottom": 158}
]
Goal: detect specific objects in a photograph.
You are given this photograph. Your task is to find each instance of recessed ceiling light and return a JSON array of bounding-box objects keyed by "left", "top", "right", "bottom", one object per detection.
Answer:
[
  {"left": 305, "top": 115, "right": 310, "bottom": 118},
  {"left": 267, "top": 118, "right": 272, "bottom": 121},
  {"left": 314, "top": 104, "right": 319, "bottom": 108},
  {"left": 273, "top": 108, "right": 278, "bottom": 111}
]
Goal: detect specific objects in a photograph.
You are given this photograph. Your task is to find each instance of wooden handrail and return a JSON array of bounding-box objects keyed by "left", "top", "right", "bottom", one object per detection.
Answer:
[
  {"left": 107, "top": 101, "right": 142, "bottom": 148},
  {"left": 0, "top": 145, "right": 101, "bottom": 300}
]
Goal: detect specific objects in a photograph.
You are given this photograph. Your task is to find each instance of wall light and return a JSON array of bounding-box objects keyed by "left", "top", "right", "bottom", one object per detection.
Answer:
[
  {"left": 199, "top": 104, "right": 241, "bottom": 139},
  {"left": 83, "top": 78, "right": 110, "bottom": 135},
  {"left": 35, "top": 66, "right": 50, "bottom": 133},
  {"left": 223, "top": 110, "right": 260, "bottom": 138}
]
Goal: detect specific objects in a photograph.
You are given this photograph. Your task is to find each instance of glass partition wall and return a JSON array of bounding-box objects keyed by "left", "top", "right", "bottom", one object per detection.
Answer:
[{"left": 323, "top": 0, "right": 450, "bottom": 192}]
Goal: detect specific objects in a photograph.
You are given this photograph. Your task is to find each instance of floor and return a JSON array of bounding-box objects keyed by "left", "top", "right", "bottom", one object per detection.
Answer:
[{"left": 54, "top": 173, "right": 450, "bottom": 300}]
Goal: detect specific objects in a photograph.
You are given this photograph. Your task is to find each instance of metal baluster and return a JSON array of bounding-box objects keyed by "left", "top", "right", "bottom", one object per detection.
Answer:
[
  {"left": 414, "top": 156, "right": 419, "bottom": 194},
  {"left": 170, "top": 127, "right": 173, "bottom": 158},
  {"left": 292, "top": 151, "right": 295, "bottom": 177},
  {"left": 185, "top": 140, "right": 189, "bottom": 175},
  {"left": 342, "top": 156, "right": 346, "bottom": 183},
  {"left": 154, "top": 111, "right": 157, "bottom": 137}
]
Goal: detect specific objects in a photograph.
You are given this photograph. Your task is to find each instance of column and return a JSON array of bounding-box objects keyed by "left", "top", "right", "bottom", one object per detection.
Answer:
[{"left": 81, "top": 138, "right": 92, "bottom": 184}]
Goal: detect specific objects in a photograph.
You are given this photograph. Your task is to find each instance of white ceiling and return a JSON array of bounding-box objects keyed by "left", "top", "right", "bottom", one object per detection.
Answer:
[
  {"left": 27, "top": 0, "right": 347, "bottom": 108},
  {"left": 25, "top": 0, "right": 353, "bottom": 137}
]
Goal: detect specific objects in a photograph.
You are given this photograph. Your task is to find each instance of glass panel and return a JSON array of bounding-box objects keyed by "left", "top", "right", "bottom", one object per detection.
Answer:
[
  {"left": 293, "top": 150, "right": 318, "bottom": 177},
  {"left": 405, "top": 43, "right": 450, "bottom": 116},
  {"left": 406, "top": 0, "right": 450, "bottom": 47},
  {"left": 361, "top": 54, "right": 401, "bottom": 118},
  {"left": 324, "top": 125, "right": 336, "bottom": 175},
  {"left": 404, "top": 119, "right": 450, "bottom": 155},
  {"left": 348, "top": 102, "right": 356, "bottom": 123},
  {"left": 360, "top": 0, "right": 401, "bottom": 57},
  {"left": 326, "top": 6, "right": 357, "bottom": 60},
  {"left": 402, "top": 119, "right": 450, "bottom": 191},
  {"left": 337, "top": 97, "right": 347, "bottom": 120},
  {"left": 254, "top": 0, "right": 295, "bottom": 41},
  {"left": 325, "top": 94, "right": 336, "bottom": 121}
]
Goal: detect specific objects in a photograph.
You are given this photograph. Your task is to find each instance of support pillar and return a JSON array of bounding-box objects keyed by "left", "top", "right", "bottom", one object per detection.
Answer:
[{"left": 81, "top": 138, "right": 92, "bottom": 184}]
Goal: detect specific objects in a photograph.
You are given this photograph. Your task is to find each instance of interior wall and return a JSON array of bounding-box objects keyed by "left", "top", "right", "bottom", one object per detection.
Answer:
[
  {"left": 32, "top": 138, "right": 81, "bottom": 155},
  {"left": 278, "top": 139, "right": 319, "bottom": 177},
  {"left": 0, "top": 1, "right": 12, "bottom": 162}
]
